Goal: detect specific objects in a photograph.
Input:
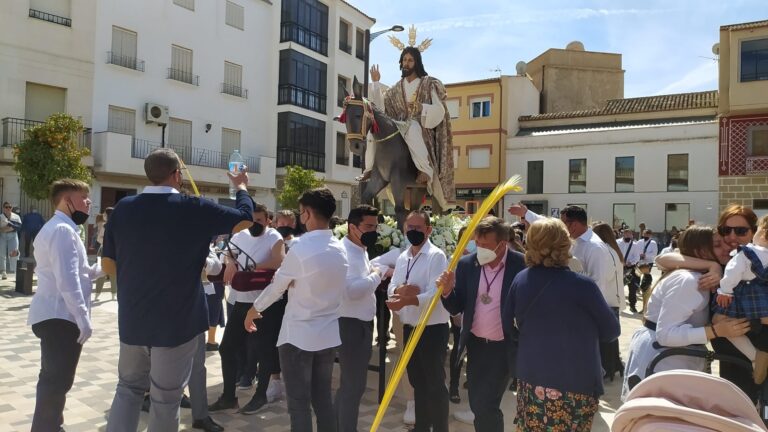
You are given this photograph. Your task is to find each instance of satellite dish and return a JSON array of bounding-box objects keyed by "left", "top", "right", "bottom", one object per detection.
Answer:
[
  {"left": 515, "top": 61, "right": 527, "bottom": 76},
  {"left": 712, "top": 43, "right": 720, "bottom": 56}
]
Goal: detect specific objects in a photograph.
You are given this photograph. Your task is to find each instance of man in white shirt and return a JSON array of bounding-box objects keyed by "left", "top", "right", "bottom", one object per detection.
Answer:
[
  {"left": 244, "top": 188, "right": 348, "bottom": 431},
  {"left": 210, "top": 202, "right": 284, "bottom": 415},
  {"left": 638, "top": 229, "right": 659, "bottom": 293},
  {"left": 335, "top": 204, "right": 383, "bottom": 432},
  {"left": 27, "top": 179, "right": 100, "bottom": 431},
  {"left": 387, "top": 211, "right": 450, "bottom": 432},
  {"left": 618, "top": 229, "right": 642, "bottom": 313}
]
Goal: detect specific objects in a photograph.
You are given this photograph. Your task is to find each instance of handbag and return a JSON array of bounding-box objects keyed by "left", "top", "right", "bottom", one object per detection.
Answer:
[{"left": 224, "top": 239, "right": 276, "bottom": 292}]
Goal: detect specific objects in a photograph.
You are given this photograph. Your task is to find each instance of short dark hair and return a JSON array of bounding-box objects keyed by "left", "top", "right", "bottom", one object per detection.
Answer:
[
  {"left": 144, "top": 148, "right": 180, "bottom": 185},
  {"left": 252, "top": 201, "right": 269, "bottom": 216},
  {"left": 475, "top": 217, "right": 510, "bottom": 242},
  {"left": 298, "top": 187, "right": 336, "bottom": 221},
  {"left": 400, "top": 46, "right": 428, "bottom": 78},
  {"left": 561, "top": 205, "right": 587, "bottom": 225},
  {"left": 406, "top": 210, "right": 431, "bottom": 227},
  {"left": 50, "top": 179, "right": 90, "bottom": 205},
  {"left": 347, "top": 204, "right": 379, "bottom": 226}
]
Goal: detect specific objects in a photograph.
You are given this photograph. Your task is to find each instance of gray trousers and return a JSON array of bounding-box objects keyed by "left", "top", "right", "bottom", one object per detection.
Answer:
[
  {"left": 106, "top": 336, "right": 197, "bottom": 432},
  {"left": 279, "top": 343, "right": 337, "bottom": 432},
  {"left": 188, "top": 333, "right": 209, "bottom": 421},
  {"left": 334, "top": 317, "right": 373, "bottom": 432}
]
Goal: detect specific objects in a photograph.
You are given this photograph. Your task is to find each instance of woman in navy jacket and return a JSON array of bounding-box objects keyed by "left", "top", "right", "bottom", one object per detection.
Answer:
[{"left": 502, "top": 217, "right": 620, "bottom": 432}]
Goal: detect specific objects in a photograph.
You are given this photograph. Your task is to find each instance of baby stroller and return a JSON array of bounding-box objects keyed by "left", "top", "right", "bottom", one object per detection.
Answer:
[{"left": 613, "top": 346, "right": 768, "bottom": 431}]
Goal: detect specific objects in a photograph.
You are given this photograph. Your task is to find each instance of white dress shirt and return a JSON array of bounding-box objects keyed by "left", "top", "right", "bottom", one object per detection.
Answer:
[
  {"left": 618, "top": 239, "right": 641, "bottom": 266},
  {"left": 253, "top": 229, "right": 348, "bottom": 352},
  {"left": 28, "top": 211, "right": 100, "bottom": 326},
  {"left": 387, "top": 240, "right": 449, "bottom": 326},
  {"left": 638, "top": 238, "right": 658, "bottom": 265},
  {"left": 340, "top": 237, "right": 381, "bottom": 321},
  {"left": 203, "top": 248, "right": 223, "bottom": 295},
  {"left": 228, "top": 227, "right": 283, "bottom": 303},
  {"left": 646, "top": 270, "right": 709, "bottom": 346},
  {"left": 718, "top": 244, "right": 768, "bottom": 296}
]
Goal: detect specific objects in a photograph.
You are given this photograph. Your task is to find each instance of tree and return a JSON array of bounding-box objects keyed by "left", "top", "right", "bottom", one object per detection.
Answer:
[
  {"left": 277, "top": 165, "right": 325, "bottom": 210},
  {"left": 14, "top": 113, "right": 92, "bottom": 200}
]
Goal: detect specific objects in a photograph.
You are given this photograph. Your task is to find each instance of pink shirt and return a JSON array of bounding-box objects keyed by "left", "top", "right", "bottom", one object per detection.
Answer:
[{"left": 471, "top": 252, "right": 507, "bottom": 341}]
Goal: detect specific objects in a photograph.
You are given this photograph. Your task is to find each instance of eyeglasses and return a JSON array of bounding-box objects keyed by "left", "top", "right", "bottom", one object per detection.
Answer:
[{"left": 718, "top": 225, "right": 751, "bottom": 236}]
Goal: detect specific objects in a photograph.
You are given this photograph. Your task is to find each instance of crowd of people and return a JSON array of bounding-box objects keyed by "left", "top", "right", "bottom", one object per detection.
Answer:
[{"left": 22, "top": 146, "right": 768, "bottom": 432}]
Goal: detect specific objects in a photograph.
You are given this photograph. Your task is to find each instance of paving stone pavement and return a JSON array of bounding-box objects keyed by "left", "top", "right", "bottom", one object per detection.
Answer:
[{"left": 0, "top": 276, "right": 647, "bottom": 431}]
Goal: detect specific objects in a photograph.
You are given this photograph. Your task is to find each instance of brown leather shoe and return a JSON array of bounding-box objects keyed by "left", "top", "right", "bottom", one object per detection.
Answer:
[{"left": 754, "top": 350, "right": 768, "bottom": 384}]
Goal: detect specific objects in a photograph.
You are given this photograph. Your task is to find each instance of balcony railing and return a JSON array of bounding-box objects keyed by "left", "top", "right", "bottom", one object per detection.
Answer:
[
  {"left": 277, "top": 147, "right": 325, "bottom": 172},
  {"left": 29, "top": 8, "right": 71, "bottom": 27},
  {"left": 131, "top": 138, "right": 260, "bottom": 173},
  {"left": 280, "top": 21, "right": 328, "bottom": 56},
  {"left": 2, "top": 117, "right": 91, "bottom": 150},
  {"left": 278, "top": 84, "right": 327, "bottom": 114},
  {"left": 221, "top": 82, "right": 248, "bottom": 99},
  {"left": 167, "top": 68, "right": 199, "bottom": 86},
  {"left": 106, "top": 51, "right": 145, "bottom": 72}
]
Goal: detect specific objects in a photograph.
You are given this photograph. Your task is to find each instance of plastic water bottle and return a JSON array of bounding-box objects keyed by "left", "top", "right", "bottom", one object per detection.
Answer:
[{"left": 228, "top": 150, "right": 245, "bottom": 199}]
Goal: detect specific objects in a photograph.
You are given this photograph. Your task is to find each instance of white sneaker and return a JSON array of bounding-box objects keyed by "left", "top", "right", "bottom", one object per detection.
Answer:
[
  {"left": 266, "top": 377, "right": 284, "bottom": 402},
  {"left": 453, "top": 409, "right": 475, "bottom": 424},
  {"left": 403, "top": 400, "right": 415, "bottom": 425}
]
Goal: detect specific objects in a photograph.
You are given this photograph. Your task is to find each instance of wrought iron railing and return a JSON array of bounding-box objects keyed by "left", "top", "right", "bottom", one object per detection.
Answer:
[
  {"left": 131, "top": 138, "right": 261, "bottom": 173},
  {"left": 1, "top": 117, "right": 91, "bottom": 150},
  {"left": 280, "top": 21, "right": 328, "bottom": 56},
  {"left": 221, "top": 83, "right": 248, "bottom": 99},
  {"left": 277, "top": 147, "right": 325, "bottom": 172},
  {"left": 106, "top": 51, "right": 145, "bottom": 72},
  {"left": 278, "top": 84, "right": 327, "bottom": 114},
  {"left": 167, "top": 68, "right": 199, "bottom": 86},
  {"left": 29, "top": 8, "right": 71, "bottom": 27}
]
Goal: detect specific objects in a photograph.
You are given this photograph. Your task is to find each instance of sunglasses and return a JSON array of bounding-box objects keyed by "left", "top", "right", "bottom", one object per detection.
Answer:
[{"left": 718, "top": 225, "right": 751, "bottom": 236}]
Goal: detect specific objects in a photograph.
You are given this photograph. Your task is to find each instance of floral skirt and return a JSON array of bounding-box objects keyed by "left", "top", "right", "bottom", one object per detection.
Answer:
[{"left": 515, "top": 380, "right": 599, "bottom": 432}]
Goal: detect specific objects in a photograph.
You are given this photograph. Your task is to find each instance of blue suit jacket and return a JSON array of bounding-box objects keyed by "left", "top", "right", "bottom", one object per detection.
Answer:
[{"left": 441, "top": 249, "right": 526, "bottom": 368}]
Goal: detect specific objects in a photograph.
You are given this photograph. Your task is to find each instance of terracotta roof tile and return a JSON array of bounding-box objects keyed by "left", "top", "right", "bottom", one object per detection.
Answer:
[
  {"left": 520, "top": 90, "right": 718, "bottom": 121},
  {"left": 720, "top": 20, "right": 768, "bottom": 31}
]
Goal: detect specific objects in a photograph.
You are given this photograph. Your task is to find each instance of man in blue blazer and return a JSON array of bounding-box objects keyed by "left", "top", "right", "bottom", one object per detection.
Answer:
[{"left": 438, "top": 216, "right": 525, "bottom": 432}]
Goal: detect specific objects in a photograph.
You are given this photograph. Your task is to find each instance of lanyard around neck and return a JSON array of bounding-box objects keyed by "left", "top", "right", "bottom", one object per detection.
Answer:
[
  {"left": 405, "top": 253, "right": 422, "bottom": 284},
  {"left": 481, "top": 262, "right": 504, "bottom": 295}
]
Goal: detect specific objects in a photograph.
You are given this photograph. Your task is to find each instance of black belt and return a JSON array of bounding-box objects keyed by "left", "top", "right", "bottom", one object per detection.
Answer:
[
  {"left": 644, "top": 320, "right": 657, "bottom": 331},
  {"left": 469, "top": 333, "right": 504, "bottom": 344}
]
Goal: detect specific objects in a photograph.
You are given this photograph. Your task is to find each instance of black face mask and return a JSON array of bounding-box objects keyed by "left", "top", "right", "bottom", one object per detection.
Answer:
[
  {"left": 276, "top": 226, "right": 293, "bottom": 238},
  {"left": 623, "top": 237, "right": 632, "bottom": 243},
  {"left": 67, "top": 201, "right": 89, "bottom": 225},
  {"left": 643, "top": 236, "right": 650, "bottom": 241},
  {"left": 249, "top": 222, "right": 265, "bottom": 237},
  {"left": 359, "top": 229, "right": 379, "bottom": 249},
  {"left": 406, "top": 230, "right": 426, "bottom": 246}
]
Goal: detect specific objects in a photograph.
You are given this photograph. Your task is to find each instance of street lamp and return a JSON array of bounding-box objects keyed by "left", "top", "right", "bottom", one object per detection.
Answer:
[{"left": 363, "top": 25, "right": 404, "bottom": 97}]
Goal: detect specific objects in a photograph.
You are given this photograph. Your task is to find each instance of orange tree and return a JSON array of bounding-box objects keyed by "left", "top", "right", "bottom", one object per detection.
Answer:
[
  {"left": 277, "top": 165, "right": 325, "bottom": 210},
  {"left": 14, "top": 113, "right": 92, "bottom": 200}
]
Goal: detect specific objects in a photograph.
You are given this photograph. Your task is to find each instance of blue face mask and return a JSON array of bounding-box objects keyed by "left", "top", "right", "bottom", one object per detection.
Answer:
[{"left": 465, "top": 240, "right": 477, "bottom": 254}]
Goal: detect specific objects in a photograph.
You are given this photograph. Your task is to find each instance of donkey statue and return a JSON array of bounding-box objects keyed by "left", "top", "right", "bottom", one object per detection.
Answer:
[{"left": 340, "top": 77, "right": 424, "bottom": 228}]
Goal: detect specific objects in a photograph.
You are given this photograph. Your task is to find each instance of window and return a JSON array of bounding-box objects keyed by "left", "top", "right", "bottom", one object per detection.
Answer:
[
  {"left": 169, "top": 45, "right": 197, "bottom": 85},
  {"left": 29, "top": 0, "right": 71, "bottom": 26},
  {"left": 446, "top": 99, "right": 460, "bottom": 119},
  {"left": 353, "top": 153, "right": 361, "bottom": 168},
  {"left": 569, "top": 158, "right": 587, "bottom": 193},
  {"left": 453, "top": 148, "right": 459, "bottom": 169},
  {"left": 468, "top": 147, "right": 491, "bottom": 169},
  {"left": 740, "top": 38, "right": 768, "bottom": 82},
  {"left": 173, "top": 0, "right": 194, "bottom": 11},
  {"left": 280, "top": 0, "right": 329, "bottom": 56},
  {"left": 25, "top": 82, "right": 66, "bottom": 122},
  {"left": 335, "top": 133, "right": 349, "bottom": 165},
  {"left": 225, "top": 1, "right": 244, "bottom": 30},
  {"left": 665, "top": 203, "right": 690, "bottom": 231},
  {"left": 527, "top": 160, "right": 543, "bottom": 194},
  {"left": 339, "top": 20, "right": 351, "bottom": 53},
  {"left": 109, "top": 26, "right": 142, "bottom": 71},
  {"left": 613, "top": 204, "right": 636, "bottom": 231},
  {"left": 277, "top": 112, "right": 326, "bottom": 172},
  {"left": 107, "top": 106, "right": 136, "bottom": 137},
  {"left": 221, "top": 128, "right": 241, "bottom": 157},
  {"left": 223, "top": 61, "right": 246, "bottom": 98},
  {"left": 615, "top": 156, "right": 634, "bottom": 192},
  {"left": 667, "top": 154, "right": 688, "bottom": 191},
  {"left": 278, "top": 49, "right": 327, "bottom": 114},
  {"left": 335, "top": 200, "right": 343, "bottom": 217},
  {"left": 337, "top": 75, "right": 349, "bottom": 107},
  {"left": 355, "top": 29, "right": 365, "bottom": 60},
  {"left": 754, "top": 199, "right": 768, "bottom": 210},
  {"left": 168, "top": 118, "right": 192, "bottom": 162},
  {"left": 749, "top": 126, "right": 768, "bottom": 156},
  {"left": 470, "top": 98, "right": 491, "bottom": 118}
]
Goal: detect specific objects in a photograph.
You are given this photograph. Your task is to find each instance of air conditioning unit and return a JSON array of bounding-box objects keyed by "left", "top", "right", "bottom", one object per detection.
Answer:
[{"left": 145, "top": 103, "right": 169, "bottom": 125}]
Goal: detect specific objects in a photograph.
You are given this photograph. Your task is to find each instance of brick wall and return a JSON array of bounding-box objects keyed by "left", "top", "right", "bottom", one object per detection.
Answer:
[{"left": 719, "top": 176, "right": 768, "bottom": 211}]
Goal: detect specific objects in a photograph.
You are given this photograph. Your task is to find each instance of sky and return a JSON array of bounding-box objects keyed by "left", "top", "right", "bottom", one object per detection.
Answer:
[{"left": 346, "top": 0, "right": 765, "bottom": 98}]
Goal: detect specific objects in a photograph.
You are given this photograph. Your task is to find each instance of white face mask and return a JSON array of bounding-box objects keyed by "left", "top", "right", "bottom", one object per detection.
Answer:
[{"left": 476, "top": 243, "right": 502, "bottom": 266}]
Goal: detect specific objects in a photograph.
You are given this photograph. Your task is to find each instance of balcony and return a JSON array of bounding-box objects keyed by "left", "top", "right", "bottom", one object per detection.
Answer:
[
  {"left": 29, "top": 8, "right": 71, "bottom": 27},
  {"left": 221, "top": 83, "right": 248, "bottom": 99},
  {"left": 2, "top": 117, "right": 91, "bottom": 150},
  {"left": 167, "top": 68, "right": 199, "bottom": 86},
  {"left": 106, "top": 51, "right": 145, "bottom": 72},
  {"left": 280, "top": 21, "right": 328, "bottom": 56},
  {"left": 277, "top": 147, "right": 325, "bottom": 172},
  {"left": 132, "top": 138, "right": 260, "bottom": 172},
  {"left": 278, "top": 84, "right": 327, "bottom": 114}
]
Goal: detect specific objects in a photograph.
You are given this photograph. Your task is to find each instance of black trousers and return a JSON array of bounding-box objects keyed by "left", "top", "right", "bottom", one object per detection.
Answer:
[
  {"left": 625, "top": 267, "right": 641, "bottom": 309},
  {"left": 449, "top": 321, "right": 463, "bottom": 392},
  {"left": 374, "top": 283, "right": 391, "bottom": 342},
  {"left": 31, "top": 318, "right": 83, "bottom": 432},
  {"left": 712, "top": 336, "right": 759, "bottom": 402},
  {"left": 404, "top": 323, "right": 449, "bottom": 432},
  {"left": 599, "top": 308, "right": 623, "bottom": 378},
  {"left": 466, "top": 334, "right": 510, "bottom": 432}
]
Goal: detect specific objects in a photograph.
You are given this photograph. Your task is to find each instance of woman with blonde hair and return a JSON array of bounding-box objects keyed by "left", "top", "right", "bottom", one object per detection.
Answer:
[{"left": 502, "top": 218, "right": 620, "bottom": 431}]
